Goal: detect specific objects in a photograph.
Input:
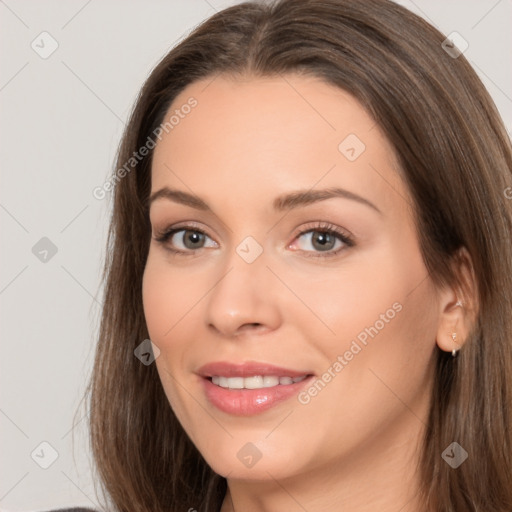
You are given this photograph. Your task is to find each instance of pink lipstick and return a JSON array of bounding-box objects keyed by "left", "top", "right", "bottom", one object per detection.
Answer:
[{"left": 197, "top": 361, "right": 314, "bottom": 416}]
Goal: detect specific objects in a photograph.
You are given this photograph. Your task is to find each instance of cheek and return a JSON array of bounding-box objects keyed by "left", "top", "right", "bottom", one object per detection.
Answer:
[
  {"left": 285, "top": 242, "right": 438, "bottom": 378},
  {"left": 142, "top": 253, "right": 198, "bottom": 420},
  {"left": 142, "top": 251, "right": 204, "bottom": 341},
  {"left": 279, "top": 255, "right": 410, "bottom": 352},
  {"left": 142, "top": 258, "right": 173, "bottom": 341}
]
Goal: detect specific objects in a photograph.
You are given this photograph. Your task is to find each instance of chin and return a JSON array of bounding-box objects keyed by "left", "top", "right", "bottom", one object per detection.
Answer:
[{"left": 194, "top": 435, "right": 308, "bottom": 481}]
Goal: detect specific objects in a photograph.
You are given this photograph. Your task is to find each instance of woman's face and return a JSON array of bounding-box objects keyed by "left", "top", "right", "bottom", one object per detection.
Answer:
[{"left": 143, "top": 74, "right": 442, "bottom": 482}]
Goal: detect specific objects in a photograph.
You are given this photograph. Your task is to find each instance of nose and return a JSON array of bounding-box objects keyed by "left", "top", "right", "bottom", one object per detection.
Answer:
[{"left": 204, "top": 254, "right": 283, "bottom": 338}]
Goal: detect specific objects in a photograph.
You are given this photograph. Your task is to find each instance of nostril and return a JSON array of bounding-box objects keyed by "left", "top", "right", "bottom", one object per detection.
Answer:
[{"left": 237, "top": 322, "right": 262, "bottom": 332}]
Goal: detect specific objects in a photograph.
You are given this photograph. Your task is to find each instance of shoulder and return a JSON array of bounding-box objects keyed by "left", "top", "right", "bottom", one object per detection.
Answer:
[
  {"left": 1, "top": 509, "right": 98, "bottom": 512},
  {"left": 41, "top": 509, "right": 99, "bottom": 512}
]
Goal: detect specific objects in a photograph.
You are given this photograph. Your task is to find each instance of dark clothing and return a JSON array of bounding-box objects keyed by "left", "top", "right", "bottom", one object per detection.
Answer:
[{"left": 44, "top": 509, "right": 98, "bottom": 512}]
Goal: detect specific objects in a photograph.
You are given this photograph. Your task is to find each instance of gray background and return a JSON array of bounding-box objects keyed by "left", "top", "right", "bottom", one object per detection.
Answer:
[{"left": 1, "top": 0, "right": 511, "bottom": 510}]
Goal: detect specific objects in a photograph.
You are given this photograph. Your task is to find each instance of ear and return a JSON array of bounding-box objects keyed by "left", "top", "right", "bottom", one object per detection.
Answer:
[{"left": 435, "top": 247, "right": 479, "bottom": 354}]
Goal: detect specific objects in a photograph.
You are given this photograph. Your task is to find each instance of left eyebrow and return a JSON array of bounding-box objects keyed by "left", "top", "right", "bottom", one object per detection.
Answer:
[
  {"left": 148, "top": 186, "right": 382, "bottom": 215},
  {"left": 273, "top": 187, "right": 382, "bottom": 215}
]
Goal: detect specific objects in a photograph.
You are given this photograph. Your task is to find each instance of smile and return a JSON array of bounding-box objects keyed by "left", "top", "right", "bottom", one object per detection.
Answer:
[{"left": 210, "top": 375, "right": 308, "bottom": 389}]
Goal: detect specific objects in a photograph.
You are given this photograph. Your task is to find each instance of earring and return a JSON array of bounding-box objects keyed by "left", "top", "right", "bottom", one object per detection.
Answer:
[
  {"left": 451, "top": 332, "right": 459, "bottom": 357},
  {"left": 451, "top": 301, "right": 463, "bottom": 357}
]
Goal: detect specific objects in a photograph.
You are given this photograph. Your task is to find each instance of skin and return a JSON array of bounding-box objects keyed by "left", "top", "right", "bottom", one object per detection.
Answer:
[{"left": 142, "top": 74, "right": 471, "bottom": 512}]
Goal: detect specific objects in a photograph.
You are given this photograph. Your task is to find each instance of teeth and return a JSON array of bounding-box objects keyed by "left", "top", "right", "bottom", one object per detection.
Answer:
[
  {"left": 263, "top": 376, "right": 279, "bottom": 387},
  {"left": 211, "top": 375, "right": 308, "bottom": 389}
]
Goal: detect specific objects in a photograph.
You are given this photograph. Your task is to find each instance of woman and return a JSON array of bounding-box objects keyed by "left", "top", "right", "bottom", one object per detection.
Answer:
[{"left": 85, "top": 0, "right": 512, "bottom": 510}]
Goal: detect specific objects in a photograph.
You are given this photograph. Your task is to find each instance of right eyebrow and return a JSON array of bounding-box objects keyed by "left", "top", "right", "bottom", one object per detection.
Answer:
[{"left": 148, "top": 188, "right": 210, "bottom": 211}]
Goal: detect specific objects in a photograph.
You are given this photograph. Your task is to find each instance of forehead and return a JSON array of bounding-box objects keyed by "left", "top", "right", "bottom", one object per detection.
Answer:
[
  {"left": 154, "top": 73, "right": 382, "bottom": 158},
  {"left": 150, "top": 74, "right": 409, "bottom": 217}
]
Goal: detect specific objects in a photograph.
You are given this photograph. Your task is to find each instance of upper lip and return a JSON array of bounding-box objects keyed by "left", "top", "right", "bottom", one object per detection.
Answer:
[{"left": 197, "top": 361, "right": 314, "bottom": 378}]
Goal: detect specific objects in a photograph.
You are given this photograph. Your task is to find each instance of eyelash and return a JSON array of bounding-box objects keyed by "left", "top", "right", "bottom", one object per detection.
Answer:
[{"left": 153, "top": 221, "right": 355, "bottom": 259}]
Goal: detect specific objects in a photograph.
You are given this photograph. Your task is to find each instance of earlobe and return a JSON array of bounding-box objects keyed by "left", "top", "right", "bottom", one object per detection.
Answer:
[
  {"left": 435, "top": 247, "right": 478, "bottom": 356},
  {"left": 449, "top": 328, "right": 461, "bottom": 357},
  {"left": 435, "top": 298, "right": 466, "bottom": 355}
]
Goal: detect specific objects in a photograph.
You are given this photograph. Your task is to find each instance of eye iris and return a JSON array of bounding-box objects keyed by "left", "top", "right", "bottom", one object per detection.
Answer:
[
  {"left": 183, "top": 230, "right": 205, "bottom": 249},
  {"left": 312, "top": 231, "right": 335, "bottom": 251}
]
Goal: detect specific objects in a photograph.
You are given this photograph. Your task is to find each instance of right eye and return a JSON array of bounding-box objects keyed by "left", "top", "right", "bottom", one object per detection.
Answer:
[{"left": 154, "top": 226, "right": 218, "bottom": 255}]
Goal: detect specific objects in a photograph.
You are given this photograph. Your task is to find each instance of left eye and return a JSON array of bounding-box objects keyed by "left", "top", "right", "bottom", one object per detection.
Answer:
[{"left": 294, "top": 229, "right": 345, "bottom": 253}]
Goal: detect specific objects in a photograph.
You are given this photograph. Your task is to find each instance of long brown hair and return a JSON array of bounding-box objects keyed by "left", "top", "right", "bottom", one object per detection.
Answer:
[{"left": 85, "top": 0, "right": 512, "bottom": 510}]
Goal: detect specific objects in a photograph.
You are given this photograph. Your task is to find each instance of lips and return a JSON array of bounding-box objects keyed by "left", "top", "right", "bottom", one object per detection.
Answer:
[{"left": 196, "top": 361, "right": 315, "bottom": 416}]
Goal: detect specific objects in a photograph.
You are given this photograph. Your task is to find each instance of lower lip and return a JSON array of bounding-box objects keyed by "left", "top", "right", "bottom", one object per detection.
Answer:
[{"left": 201, "top": 376, "right": 314, "bottom": 416}]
